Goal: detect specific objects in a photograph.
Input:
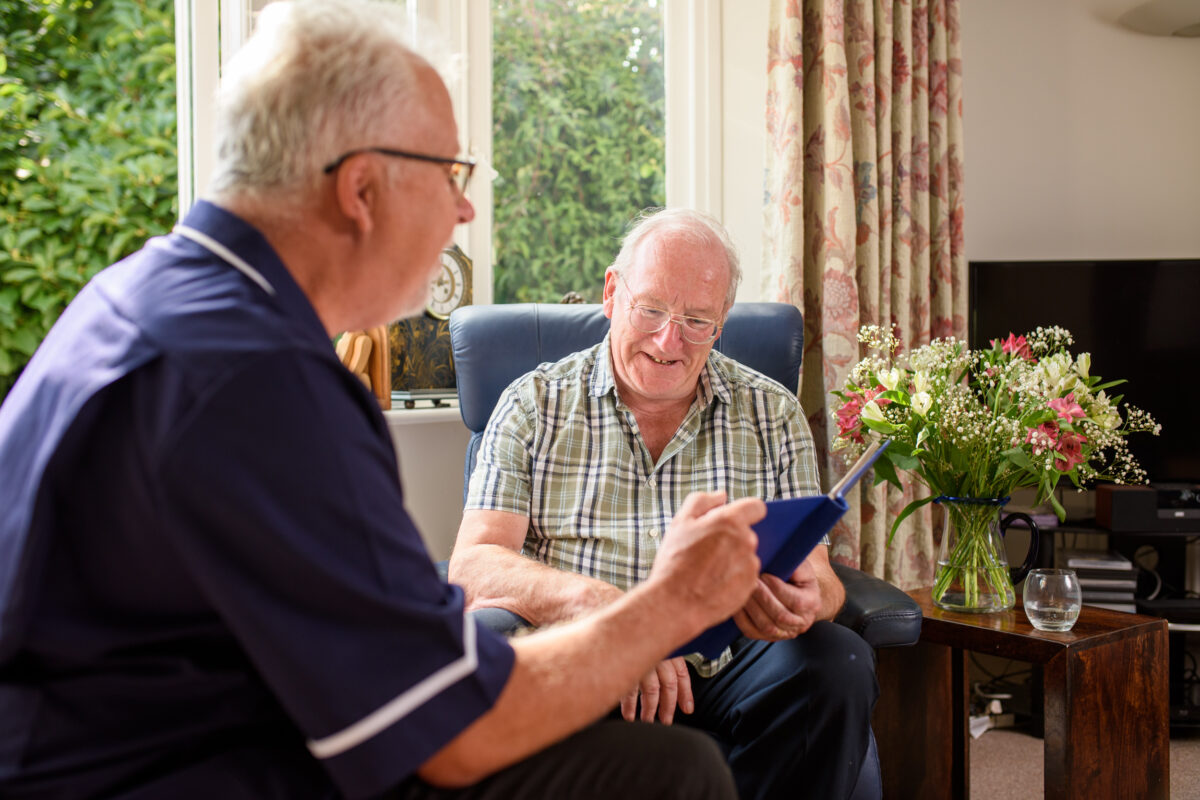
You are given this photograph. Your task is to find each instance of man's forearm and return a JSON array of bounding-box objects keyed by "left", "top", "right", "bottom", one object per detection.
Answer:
[{"left": 449, "top": 543, "right": 622, "bottom": 627}]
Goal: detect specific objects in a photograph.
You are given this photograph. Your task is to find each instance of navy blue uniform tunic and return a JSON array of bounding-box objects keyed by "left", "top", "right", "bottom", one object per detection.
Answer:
[{"left": 0, "top": 202, "right": 514, "bottom": 799}]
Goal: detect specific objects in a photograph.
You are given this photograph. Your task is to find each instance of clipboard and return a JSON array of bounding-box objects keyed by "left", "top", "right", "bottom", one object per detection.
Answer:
[{"left": 671, "top": 441, "right": 890, "bottom": 659}]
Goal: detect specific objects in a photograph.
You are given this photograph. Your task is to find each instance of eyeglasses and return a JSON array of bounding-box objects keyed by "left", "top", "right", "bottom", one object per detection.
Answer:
[
  {"left": 322, "top": 147, "right": 476, "bottom": 194},
  {"left": 616, "top": 273, "right": 722, "bottom": 345}
]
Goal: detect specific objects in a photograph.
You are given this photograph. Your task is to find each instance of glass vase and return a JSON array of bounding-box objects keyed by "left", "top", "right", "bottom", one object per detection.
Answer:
[{"left": 932, "top": 498, "right": 1040, "bottom": 613}]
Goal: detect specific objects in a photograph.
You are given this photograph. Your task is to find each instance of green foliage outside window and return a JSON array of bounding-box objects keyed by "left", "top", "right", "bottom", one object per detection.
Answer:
[
  {"left": 491, "top": 0, "right": 665, "bottom": 304},
  {"left": 0, "top": 0, "right": 176, "bottom": 399}
]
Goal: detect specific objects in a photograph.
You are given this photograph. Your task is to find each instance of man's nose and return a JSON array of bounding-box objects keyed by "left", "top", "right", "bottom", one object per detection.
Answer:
[
  {"left": 457, "top": 192, "right": 476, "bottom": 224},
  {"left": 651, "top": 317, "right": 687, "bottom": 349}
]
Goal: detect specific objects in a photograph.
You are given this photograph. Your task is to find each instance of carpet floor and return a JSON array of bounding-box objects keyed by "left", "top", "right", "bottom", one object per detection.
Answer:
[{"left": 969, "top": 726, "right": 1200, "bottom": 799}]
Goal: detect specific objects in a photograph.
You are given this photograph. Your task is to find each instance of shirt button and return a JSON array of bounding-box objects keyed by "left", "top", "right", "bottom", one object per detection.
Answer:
[
  {"left": 647, "top": 528, "right": 659, "bottom": 539},
  {"left": 647, "top": 477, "right": 657, "bottom": 488}
]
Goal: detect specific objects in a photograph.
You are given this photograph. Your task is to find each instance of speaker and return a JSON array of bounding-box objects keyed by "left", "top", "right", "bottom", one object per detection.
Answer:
[{"left": 1097, "top": 484, "right": 1200, "bottom": 533}]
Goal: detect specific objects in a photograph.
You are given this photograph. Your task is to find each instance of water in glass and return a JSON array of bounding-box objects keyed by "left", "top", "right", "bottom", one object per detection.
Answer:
[{"left": 1023, "top": 568, "right": 1082, "bottom": 632}]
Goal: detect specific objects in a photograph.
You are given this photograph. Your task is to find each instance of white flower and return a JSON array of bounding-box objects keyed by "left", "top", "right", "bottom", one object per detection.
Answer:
[
  {"left": 861, "top": 400, "right": 887, "bottom": 424},
  {"left": 878, "top": 368, "right": 902, "bottom": 391},
  {"left": 1089, "top": 390, "right": 1122, "bottom": 430},
  {"left": 1038, "top": 353, "right": 1074, "bottom": 394},
  {"left": 911, "top": 371, "right": 931, "bottom": 394},
  {"left": 1074, "top": 352, "right": 1091, "bottom": 379},
  {"left": 911, "top": 391, "right": 932, "bottom": 416}
]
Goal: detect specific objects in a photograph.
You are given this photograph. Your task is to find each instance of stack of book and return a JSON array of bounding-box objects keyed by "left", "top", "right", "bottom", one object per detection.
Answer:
[{"left": 1058, "top": 549, "right": 1138, "bottom": 613}]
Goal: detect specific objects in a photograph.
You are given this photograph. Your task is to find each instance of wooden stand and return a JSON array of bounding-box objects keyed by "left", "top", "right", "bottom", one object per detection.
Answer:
[
  {"left": 874, "top": 587, "right": 1169, "bottom": 800},
  {"left": 364, "top": 325, "right": 390, "bottom": 410}
]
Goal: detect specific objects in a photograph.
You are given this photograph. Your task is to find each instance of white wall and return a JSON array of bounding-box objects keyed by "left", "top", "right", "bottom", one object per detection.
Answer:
[
  {"left": 721, "top": 1, "right": 770, "bottom": 302},
  {"left": 386, "top": 410, "right": 471, "bottom": 562},
  {"left": 963, "top": 0, "right": 1200, "bottom": 260}
]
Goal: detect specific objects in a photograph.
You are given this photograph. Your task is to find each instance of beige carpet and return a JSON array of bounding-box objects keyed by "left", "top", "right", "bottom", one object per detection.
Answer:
[{"left": 970, "top": 727, "right": 1200, "bottom": 799}]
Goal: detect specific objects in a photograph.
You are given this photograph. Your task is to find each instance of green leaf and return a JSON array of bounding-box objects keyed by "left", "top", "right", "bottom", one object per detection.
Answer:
[
  {"left": 889, "top": 495, "right": 937, "bottom": 544},
  {"left": 872, "top": 455, "right": 902, "bottom": 489},
  {"left": 8, "top": 326, "right": 40, "bottom": 355},
  {"left": 888, "top": 450, "right": 921, "bottom": 471},
  {"left": 1001, "top": 447, "right": 1035, "bottom": 470},
  {"left": 2, "top": 268, "right": 40, "bottom": 283},
  {"left": 861, "top": 417, "right": 900, "bottom": 435}
]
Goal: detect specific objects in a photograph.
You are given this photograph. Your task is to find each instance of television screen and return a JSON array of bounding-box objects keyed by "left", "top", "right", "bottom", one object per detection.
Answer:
[{"left": 969, "top": 259, "right": 1200, "bottom": 484}]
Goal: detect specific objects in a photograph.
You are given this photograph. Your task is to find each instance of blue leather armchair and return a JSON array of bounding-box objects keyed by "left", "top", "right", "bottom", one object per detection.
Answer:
[{"left": 446, "top": 302, "right": 921, "bottom": 798}]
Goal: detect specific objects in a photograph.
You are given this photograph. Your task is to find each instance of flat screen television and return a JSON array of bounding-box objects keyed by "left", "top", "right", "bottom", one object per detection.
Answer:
[{"left": 969, "top": 259, "right": 1200, "bottom": 485}]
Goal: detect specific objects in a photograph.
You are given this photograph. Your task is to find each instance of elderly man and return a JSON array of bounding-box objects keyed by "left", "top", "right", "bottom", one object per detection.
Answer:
[
  {"left": 0, "top": 3, "right": 766, "bottom": 798},
  {"left": 450, "top": 208, "right": 879, "bottom": 800}
]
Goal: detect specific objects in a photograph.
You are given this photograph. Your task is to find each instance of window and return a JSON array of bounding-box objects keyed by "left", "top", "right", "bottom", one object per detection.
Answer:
[
  {"left": 176, "top": 0, "right": 726, "bottom": 307},
  {"left": 490, "top": 0, "right": 665, "bottom": 304}
]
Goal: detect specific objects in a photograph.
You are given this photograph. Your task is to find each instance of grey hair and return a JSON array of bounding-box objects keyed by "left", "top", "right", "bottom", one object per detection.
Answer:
[
  {"left": 609, "top": 207, "right": 742, "bottom": 310},
  {"left": 208, "top": 0, "right": 456, "bottom": 205}
]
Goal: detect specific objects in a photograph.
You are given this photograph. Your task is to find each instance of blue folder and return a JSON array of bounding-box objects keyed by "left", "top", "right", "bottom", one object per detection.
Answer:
[{"left": 672, "top": 441, "right": 889, "bottom": 659}]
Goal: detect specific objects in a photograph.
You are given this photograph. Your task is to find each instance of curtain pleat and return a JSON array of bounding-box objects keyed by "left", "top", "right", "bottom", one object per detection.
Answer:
[{"left": 764, "top": 0, "right": 965, "bottom": 589}]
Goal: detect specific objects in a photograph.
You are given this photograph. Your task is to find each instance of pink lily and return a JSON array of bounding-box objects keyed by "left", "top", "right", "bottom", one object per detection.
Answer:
[
  {"left": 1048, "top": 393, "right": 1085, "bottom": 422},
  {"left": 997, "top": 333, "right": 1034, "bottom": 361}
]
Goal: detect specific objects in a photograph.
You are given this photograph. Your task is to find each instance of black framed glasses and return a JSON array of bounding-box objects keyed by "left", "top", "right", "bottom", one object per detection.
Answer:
[
  {"left": 322, "top": 147, "right": 476, "bottom": 194},
  {"left": 616, "top": 273, "right": 722, "bottom": 345}
]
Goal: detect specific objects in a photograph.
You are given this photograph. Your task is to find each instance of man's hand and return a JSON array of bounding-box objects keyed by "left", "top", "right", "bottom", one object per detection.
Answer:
[
  {"left": 733, "top": 546, "right": 844, "bottom": 640},
  {"left": 734, "top": 560, "right": 823, "bottom": 641},
  {"left": 648, "top": 491, "right": 765, "bottom": 634},
  {"left": 619, "top": 656, "right": 693, "bottom": 725}
]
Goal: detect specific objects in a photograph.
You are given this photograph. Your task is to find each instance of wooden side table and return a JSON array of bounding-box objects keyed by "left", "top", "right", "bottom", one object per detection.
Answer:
[{"left": 873, "top": 587, "right": 1169, "bottom": 800}]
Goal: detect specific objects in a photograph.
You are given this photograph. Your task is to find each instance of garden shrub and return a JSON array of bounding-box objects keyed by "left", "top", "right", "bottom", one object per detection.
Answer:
[{"left": 0, "top": 0, "right": 176, "bottom": 399}]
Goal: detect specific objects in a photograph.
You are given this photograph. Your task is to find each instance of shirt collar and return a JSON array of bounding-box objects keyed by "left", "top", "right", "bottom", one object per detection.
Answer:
[{"left": 175, "top": 200, "right": 329, "bottom": 346}]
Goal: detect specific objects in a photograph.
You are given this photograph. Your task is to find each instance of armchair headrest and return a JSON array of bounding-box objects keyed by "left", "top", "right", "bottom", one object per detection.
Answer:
[{"left": 450, "top": 302, "right": 804, "bottom": 434}]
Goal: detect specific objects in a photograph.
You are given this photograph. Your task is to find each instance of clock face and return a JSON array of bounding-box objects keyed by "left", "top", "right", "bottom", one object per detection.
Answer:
[{"left": 427, "top": 247, "right": 469, "bottom": 319}]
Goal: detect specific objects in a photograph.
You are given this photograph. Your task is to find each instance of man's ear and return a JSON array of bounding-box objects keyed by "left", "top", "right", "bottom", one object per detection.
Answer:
[
  {"left": 331, "top": 156, "right": 379, "bottom": 237},
  {"left": 601, "top": 269, "right": 618, "bottom": 319}
]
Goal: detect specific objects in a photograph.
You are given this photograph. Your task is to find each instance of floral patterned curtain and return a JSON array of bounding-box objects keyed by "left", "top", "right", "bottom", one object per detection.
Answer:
[{"left": 762, "top": 0, "right": 966, "bottom": 589}]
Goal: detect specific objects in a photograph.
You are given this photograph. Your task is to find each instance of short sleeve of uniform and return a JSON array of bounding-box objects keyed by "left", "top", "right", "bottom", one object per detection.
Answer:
[
  {"left": 158, "top": 351, "right": 514, "bottom": 799},
  {"left": 465, "top": 378, "right": 538, "bottom": 516}
]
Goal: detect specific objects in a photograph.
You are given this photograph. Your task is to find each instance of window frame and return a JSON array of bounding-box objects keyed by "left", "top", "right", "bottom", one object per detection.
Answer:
[{"left": 175, "top": 0, "right": 723, "bottom": 307}]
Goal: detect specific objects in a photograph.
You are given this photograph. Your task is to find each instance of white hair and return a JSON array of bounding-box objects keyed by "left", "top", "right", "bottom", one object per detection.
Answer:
[
  {"left": 610, "top": 207, "right": 743, "bottom": 309},
  {"left": 208, "top": 0, "right": 457, "bottom": 205}
]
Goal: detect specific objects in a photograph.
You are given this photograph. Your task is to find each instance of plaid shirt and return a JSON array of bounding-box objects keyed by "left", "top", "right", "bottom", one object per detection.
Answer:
[{"left": 466, "top": 335, "right": 821, "bottom": 674}]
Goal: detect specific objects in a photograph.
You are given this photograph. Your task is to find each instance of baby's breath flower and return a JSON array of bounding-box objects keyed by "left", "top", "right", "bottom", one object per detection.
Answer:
[{"left": 831, "top": 324, "right": 1157, "bottom": 506}]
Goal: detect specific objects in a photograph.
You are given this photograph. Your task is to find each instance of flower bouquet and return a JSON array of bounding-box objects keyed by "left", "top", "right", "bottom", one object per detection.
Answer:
[{"left": 832, "top": 325, "right": 1160, "bottom": 612}]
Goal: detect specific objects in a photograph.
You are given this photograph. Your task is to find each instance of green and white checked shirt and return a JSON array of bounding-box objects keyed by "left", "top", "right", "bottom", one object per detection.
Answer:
[{"left": 465, "top": 335, "right": 822, "bottom": 675}]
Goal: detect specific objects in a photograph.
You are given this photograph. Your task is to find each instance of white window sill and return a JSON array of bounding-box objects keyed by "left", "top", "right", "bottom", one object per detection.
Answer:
[{"left": 383, "top": 405, "right": 464, "bottom": 427}]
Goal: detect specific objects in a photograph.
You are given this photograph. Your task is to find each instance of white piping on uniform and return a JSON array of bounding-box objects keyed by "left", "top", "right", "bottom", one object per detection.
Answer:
[
  {"left": 307, "top": 615, "right": 479, "bottom": 759},
  {"left": 174, "top": 224, "right": 277, "bottom": 297}
]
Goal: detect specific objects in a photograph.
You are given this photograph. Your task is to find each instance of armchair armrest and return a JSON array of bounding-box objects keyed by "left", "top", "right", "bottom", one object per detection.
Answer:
[{"left": 831, "top": 562, "right": 922, "bottom": 648}]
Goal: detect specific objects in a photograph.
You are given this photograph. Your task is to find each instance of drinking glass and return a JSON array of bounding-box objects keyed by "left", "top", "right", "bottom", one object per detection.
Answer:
[{"left": 1023, "top": 568, "right": 1083, "bottom": 631}]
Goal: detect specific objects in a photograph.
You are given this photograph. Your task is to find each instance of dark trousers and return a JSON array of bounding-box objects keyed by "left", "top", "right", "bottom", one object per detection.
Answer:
[
  {"left": 397, "top": 622, "right": 876, "bottom": 800},
  {"left": 679, "top": 622, "right": 879, "bottom": 800},
  {"left": 394, "top": 719, "right": 737, "bottom": 800}
]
